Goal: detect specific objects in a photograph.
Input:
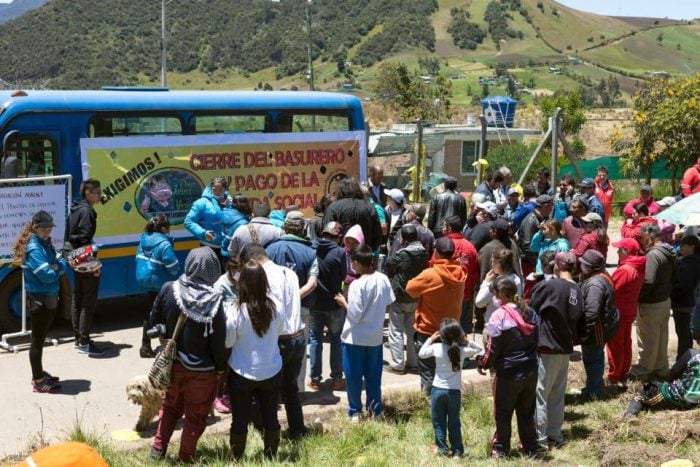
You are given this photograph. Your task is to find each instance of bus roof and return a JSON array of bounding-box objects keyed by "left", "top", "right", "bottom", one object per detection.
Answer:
[{"left": 0, "top": 89, "right": 364, "bottom": 117}]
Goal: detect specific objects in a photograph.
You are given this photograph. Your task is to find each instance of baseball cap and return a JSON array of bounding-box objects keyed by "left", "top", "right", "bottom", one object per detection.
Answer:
[
  {"left": 580, "top": 212, "right": 603, "bottom": 223},
  {"left": 579, "top": 177, "right": 595, "bottom": 188},
  {"left": 612, "top": 238, "right": 640, "bottom": 255},
  {"left": 322, "top": 221, "right": 342, "bottom": 237},
  {"left": 508, "top": 190, "right": 520, "bottom": 198},
  {"left": 285, "top": 210, "right": 305, "bottom": 220},
  {"left": 32, "top": 210, "right": 55, "bottom": 228},
  {"left": 536, "top": 194, "right": 553, "bottom": 207},
  {"left": 553, "top": 251, "right": 577, "bottom": 269},
  {"left": 657, "top": 196, "right": 676, "bottom": 207},
  {"left": 476, "top": 201, "right": 498, "bottom": 218},
  {"left": 640, "top": 184, "right": 653, "bottom": 193},
  {"left": 579, "top": 250, "right": 606, "bottom": 269},
  {"left": 384, "top": 188, "right": 405, "bottom": 204}
]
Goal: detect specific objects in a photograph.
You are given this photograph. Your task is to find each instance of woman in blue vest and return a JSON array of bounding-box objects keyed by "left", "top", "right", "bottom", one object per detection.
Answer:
[
  {"left": 184, "top": 176, "right": 231, "bottom": 272},
  {"left": 135, "top": 215, "right": 180, "bottom": 357},
  {"left": 13, "top": 210, "right": 68, "bottom": 393}
]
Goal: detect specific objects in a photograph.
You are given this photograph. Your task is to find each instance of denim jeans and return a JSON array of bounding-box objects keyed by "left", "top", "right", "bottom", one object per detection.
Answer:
[
  {"left": 278, "top": 333, "right": 307, "bottom": 437},
  {"left": 581, "top": 344, "right": 604, "bottom": 399},
  {"left": 342, "top": 343, "right": 383, "bottom": 417},
  {"left": 459, "top": 300, "right": 474, "bottom": 334},
  {"left": 309, "top": 307, "right": 345, "bottom": 382},
  {"left": 431, "top": 388, "right": 463, "bottom": 456}
]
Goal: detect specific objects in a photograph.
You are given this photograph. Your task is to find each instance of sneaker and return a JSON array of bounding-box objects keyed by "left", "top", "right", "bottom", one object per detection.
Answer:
[
  {"left": 349, "top": 414, "right": 361, "bottom": 423},
  {"left": 149, "top": 446, "right": 166, "bottom": 460},
  {"left": 32, "top": 376, "right": 61, "bottom": 394},
  {"left": 383, "top": 363, "right": 406, "bottom": 375},
  {"left": 547, "top": 437, "right": 566, "bottom": 449},
  {"left": 331, "top": 378, "right": 346, "bottom": 391},
  {"left": 308, "top": 379, "right": 321, "bottom": 391},
  {"left": 42, "top": 371, "right": 59, "bottom": 384},
  {"left": 77, "top": 342, "right": 105, "bottom": 356},
  {"left": 214, "top": 396, "right": 231, "bottom": 414}
]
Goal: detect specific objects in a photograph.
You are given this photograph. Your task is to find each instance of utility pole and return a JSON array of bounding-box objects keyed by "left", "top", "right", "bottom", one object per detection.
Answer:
[
  {"left": 415, "top": 120, "right": 424, "bottom": 203},
  {"left": 305, "top": 0, "right": 315, "bottom": 91},
  {"left": 161, "top": 0, "right": 167, "bottom": 88}
]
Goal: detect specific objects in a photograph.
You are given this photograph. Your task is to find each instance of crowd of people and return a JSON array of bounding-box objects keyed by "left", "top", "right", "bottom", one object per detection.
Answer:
[{"left": 13, "top": 163, "right": 700, "bottom": 461}]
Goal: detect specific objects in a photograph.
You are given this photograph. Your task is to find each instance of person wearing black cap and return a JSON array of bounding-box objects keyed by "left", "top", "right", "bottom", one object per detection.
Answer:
[
  {"left": 576, "top": 178, "right": 605, "bottom": 222},
  {"left": 623, "top": 184, "right": 660, "bottom": 218},
  {"left": 479, "top": 218, "right": 523, "bottom": 281},
  {"left": 389, "top": 203, "right": 435, "bottom": 258},
  {"left": 12, "top": 211, "right": 68, "bottom": 393},
  {"left": 576, "top": 250, "right": 618, "bottom": 401}
]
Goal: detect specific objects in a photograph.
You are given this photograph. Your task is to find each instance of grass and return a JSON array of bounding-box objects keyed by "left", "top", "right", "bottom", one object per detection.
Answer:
[{"left": 10, "top": 366, "right": 698, "bottom": 467}]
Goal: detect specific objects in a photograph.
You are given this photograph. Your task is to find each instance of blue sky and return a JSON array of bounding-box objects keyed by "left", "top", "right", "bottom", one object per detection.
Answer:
[{"left": 557, "top": 0, "right": 700, "bottom": 20}]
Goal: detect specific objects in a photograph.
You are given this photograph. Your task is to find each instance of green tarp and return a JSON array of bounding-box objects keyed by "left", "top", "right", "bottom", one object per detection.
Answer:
[{"left": 559, "top": 156, "right": 673, "bottom": 180}]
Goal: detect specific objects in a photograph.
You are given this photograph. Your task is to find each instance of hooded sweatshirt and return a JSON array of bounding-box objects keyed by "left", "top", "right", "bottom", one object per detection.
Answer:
[
  {"left": 671, "top": 252, "right": 700, "bottom": 309},
  {"left": 23, "top": 234, "right": 67, "bottom": 295},
  {"left": 343, "top": 224, "right": 365, "bottom": 290},
  {"left": 184, "top": 186, "right": 230, "bottom": 247},
  {"left": 386, "top": 240, "right": 428, "bottom": 303},
  {"left": 406, "top": 258, "right": 467, "bottom": 335},
  {"left": 480, "top": 304, "right": 539, "bottom": 379},
  {"left": 149, "top": 247, "right": 226, "bottom": 372},
  {"left": 612, "top": 255, "right": 646, "bottom": 321},
  {"left": 66, "top": 199, "right": 97, "bottom": 249},
  {"left": 312, "top": 237, "right": 347, "bottom": 310},
  {"left": 639, "top": 242, "right": 677, "bottom": 304},
  {"left": 135, "top": 232, "right": 179, "bottom": 292}
]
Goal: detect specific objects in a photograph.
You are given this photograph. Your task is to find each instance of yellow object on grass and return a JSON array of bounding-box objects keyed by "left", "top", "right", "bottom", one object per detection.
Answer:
[{"left": 111, "top": 428, "right": 143, "bottom": 441}]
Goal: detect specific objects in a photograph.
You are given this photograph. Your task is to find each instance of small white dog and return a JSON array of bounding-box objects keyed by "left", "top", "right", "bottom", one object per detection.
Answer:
[{"left": 126, "top": 375, "right": 164, "bottom": 432}]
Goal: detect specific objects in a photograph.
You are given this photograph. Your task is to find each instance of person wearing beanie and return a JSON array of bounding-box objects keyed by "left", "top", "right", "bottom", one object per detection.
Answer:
[{"left": 407, "top": 237, "right": 467, "bottom": 394}]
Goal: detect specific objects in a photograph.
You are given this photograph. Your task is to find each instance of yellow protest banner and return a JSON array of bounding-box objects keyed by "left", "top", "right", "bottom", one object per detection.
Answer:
[{"left": 80, "top": 132, "right": 365, "bottom": 245}]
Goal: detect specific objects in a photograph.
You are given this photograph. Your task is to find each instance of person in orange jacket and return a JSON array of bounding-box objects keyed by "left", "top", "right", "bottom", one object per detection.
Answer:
[
  {"left": 681, "top": 155, "right": 700, "bottom": 197},
  {"left": 407, "top": 237, "right": 467, "bottom": 394},
  {"left": 594, "top": 166, "right": 615, "bottom": 224}
]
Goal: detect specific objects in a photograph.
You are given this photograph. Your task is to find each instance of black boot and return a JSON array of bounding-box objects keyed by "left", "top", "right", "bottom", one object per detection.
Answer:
[
  {"left": 263, "top": 429, "right": 281, "bottom": 459},
  {"left": 140, "top": 320, "right": 155, "bottom": 358},
  {"left": 229, "top": 432, "right": 247, "bottom": 461}
]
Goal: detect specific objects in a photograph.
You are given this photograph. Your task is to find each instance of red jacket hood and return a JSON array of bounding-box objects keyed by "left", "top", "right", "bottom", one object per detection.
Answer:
[{"left": 620, "top": 254, "right": 646, "bottom": 273}]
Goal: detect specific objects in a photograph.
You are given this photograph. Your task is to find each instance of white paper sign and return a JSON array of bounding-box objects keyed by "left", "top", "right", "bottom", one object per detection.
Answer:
[{"left": 0, "top": 184, "right": 66, "bottom": 260}]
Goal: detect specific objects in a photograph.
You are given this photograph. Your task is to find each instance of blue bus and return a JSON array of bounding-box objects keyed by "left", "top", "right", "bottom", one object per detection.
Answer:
[{"left": 0, "top": 88, "right": 367, "bottom": 332}]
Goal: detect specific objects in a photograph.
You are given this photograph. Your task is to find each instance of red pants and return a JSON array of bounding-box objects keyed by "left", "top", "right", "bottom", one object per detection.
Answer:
[
  {"left": 606, "top": 319, "right": 633, "bottom": 383},
  {"left": 153, "top": 362, "right": 217, "bottom": 462}
]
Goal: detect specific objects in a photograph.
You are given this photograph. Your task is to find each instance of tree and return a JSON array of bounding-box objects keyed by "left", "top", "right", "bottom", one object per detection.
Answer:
[
  {"left": 418, "top": 56, "right": 441, "bottom": 76},
  {"left": 538, "top": 89, "right": 587, "bottom": 135},
  {"left": 482, "top": 83, "right": 490, "bottom": 98},
  {"left": 657, "top": 32, "right": 664, "bottom": 44},
  {"left": 506, "top": 77, "right": 517, "bottom": 98},
  {"left": 612, "top": 74, "right": 700, "bottom": 187}
]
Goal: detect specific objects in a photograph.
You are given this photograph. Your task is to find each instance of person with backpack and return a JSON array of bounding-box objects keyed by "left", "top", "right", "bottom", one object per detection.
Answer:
[
  {"left": 135, "top": 215, "right": 180, "bottom": 358},
  {"left": 576, "top": 250, "right": 619, "bottom": 401},
  {"left": 226, "top": 201, "right": 283, "bottom": 259}
]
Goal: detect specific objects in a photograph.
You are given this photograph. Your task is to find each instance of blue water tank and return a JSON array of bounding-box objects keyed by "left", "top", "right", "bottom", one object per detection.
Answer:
[{"left": 481, "top": 96, "right": 518, "bottom": 128}]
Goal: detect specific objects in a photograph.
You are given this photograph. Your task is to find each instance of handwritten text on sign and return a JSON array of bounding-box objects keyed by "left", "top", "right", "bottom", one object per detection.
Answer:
[{"left": 0, "top": 184, "right": 66, "bottom": 259}]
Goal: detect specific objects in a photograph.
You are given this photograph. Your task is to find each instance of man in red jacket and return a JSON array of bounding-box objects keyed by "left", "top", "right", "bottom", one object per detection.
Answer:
[
  {"left": 441, "top": 215, "right": 479, "bottom": 334},
  {"left": 681, "top": 155, "right": 700, "bottom": 197},
  {"left": 606, "top": 238, "right": 646, "bottom": 386}
]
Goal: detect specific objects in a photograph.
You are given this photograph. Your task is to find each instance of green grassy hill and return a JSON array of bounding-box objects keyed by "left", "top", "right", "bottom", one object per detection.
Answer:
[{"left": 0, "top": 0, "right": 697, "bottom": 108}]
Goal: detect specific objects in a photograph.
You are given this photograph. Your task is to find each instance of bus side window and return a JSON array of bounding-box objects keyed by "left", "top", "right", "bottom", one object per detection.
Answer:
[
  {"left": 277, "top": 113, "right": 351, "bottom": 133},
  {"left": 5, "top": 137, "right": 56, "bottom": 178}
]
